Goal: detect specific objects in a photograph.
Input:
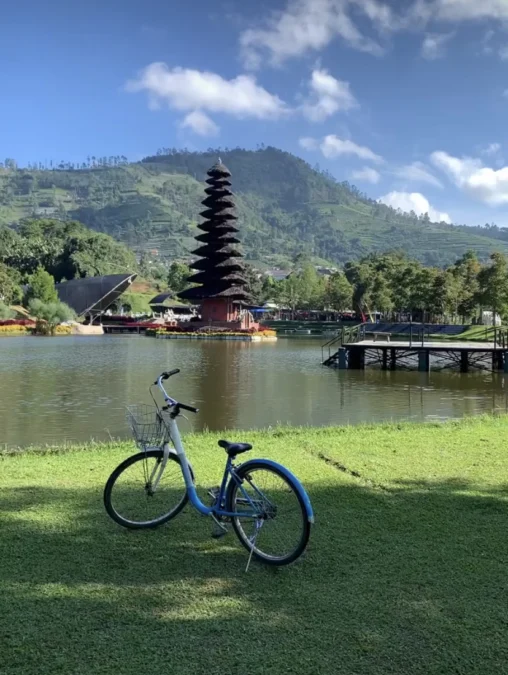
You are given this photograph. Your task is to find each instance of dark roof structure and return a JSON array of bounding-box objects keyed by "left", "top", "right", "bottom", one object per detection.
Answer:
[
  {"left": 149, "top": 292, "right": 174, "bottom": 306},
  {"left": 149, "top": 292, "right": 192, "bottom": 312},
  {"left": 56, "top": 273, "right": 137, "bottom": 317},
  {"left": 178, "top": 161, "right": 250, "bottom": 303}
]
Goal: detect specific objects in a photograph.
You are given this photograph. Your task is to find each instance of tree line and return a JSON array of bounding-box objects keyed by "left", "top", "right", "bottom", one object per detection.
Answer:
[
  {"left": 0, "top": 219, "right": 137, "bottom": 306},
  {"left": 169, "top": 250, "right": 508, "bottom": 324}
]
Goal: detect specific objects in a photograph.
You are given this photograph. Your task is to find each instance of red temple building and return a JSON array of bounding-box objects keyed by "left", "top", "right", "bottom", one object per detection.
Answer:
[{"left": 178, "top": 161, "right": 257, "bottom": 330}]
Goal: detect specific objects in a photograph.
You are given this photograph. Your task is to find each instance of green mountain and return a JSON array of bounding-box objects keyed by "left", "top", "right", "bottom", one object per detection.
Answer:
[{"left": 1, "top": 147, "right": 508, "bottom": 268}]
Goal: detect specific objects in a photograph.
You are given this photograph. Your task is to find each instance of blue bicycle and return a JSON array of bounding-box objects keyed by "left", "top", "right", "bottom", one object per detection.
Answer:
[{"left": 104, "top": 370, "right": 314, "bottom": 568}]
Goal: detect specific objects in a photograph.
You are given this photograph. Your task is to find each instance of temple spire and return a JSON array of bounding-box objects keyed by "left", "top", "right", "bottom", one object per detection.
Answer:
[{"left": 178, "top": 162, "right": 250, "bottom": 304}]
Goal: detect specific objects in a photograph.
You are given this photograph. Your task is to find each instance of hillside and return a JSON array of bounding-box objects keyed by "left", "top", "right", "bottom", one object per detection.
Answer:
[{"left": 1, "top": 147, "right": 507, "bottom": 268}]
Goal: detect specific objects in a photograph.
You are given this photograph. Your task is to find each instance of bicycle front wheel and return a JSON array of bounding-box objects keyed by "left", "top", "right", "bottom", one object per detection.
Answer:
[
  {"left": 226, "top": 461, "right": 311, "bottom": 566},
  {"left": 104, "top": 449, "right": 189, "bottom": 529}
]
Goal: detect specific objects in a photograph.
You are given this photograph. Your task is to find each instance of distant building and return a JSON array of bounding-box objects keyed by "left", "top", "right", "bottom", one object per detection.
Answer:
[
  {"left": 264, "top": 269, "right": 290, "bottom": 282},
  {"left": 316, "top": 266, "right": 338, "bottom": 277}
]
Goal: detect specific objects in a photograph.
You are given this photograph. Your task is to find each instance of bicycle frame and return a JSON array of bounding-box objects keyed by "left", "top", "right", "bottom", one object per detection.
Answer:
[
  {"left": 156, "top": 374, "right": 314, "bottom": 524},
  {"left": 167, "top": 416, "right": 260, "bottom": 520}
]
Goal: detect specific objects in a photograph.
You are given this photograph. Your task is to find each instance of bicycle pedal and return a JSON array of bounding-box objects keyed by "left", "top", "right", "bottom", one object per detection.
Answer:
[{"left": 208, "top": 486, "right": 220, "bottom": 500}]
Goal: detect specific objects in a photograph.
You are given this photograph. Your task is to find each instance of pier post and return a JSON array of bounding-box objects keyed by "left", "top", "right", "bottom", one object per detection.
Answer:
[
  {"left": 382, "top": 348, "right": 388, "bottom": 370},
  {"left": 460, "top": 351, "right": 469, "bottom": 373},
  {"left": 348, "top": 347, "right": 365, "bottom": 370},
  {"left": 504, "top": 352, "right": 508, "bottom": 374},
  {"left": 418, "top": 349, "right": 430, "bottom": 373},
  {"left": 390, "top": 348, "right": 397, "bottom": 371},
  {"left": 493, "top": 351, "right": 504, "bottom": 371},
  {"left": 337, "top": 348, "right": 348, "bottom": 370}
]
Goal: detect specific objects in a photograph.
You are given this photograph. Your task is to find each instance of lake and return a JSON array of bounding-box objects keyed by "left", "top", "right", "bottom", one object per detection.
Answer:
[{"left": 1, "top": 335, "right": 507, "bottom": 448}]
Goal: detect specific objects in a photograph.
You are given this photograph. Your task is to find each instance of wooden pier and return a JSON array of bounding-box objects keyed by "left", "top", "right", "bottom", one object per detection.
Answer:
[
  {"left": 322, "top": 325, "right": 508, "bottom": 372},
  {"left": 330, "top": 340, "right": 508, "bottom": 373}
]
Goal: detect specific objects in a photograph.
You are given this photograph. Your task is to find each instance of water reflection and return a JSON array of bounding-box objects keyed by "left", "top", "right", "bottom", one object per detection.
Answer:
[{"left": 0, "top": 336, "right": 507, "bottom": 448}]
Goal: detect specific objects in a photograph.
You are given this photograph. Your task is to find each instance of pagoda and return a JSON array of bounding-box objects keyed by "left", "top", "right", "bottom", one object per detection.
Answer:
[{"left": 178, "top": 161, "right": 254, "bottom": 327}]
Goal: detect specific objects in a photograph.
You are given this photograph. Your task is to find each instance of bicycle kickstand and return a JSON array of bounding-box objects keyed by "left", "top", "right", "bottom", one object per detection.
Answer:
[{"left": 245, "top": 519, "right": 263, "bottom": 573}]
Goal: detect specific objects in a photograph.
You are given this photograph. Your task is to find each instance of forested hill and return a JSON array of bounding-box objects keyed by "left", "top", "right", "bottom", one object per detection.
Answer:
[{"left": 1, "top": 147, "right": 507, "bottom": 268}]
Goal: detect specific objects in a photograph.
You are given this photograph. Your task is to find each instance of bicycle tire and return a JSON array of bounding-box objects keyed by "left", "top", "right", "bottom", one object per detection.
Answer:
[
  {"left": 104, "top": 449, "right": 189, "bottom": 529},
  {"left": 225, "top": 460, "right": 311, "bottom": 566}
]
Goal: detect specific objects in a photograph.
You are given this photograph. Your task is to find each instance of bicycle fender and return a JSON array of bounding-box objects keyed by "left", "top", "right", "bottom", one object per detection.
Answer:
[{"left": 237, "top": 458, "right": 314, "bottom": 523}]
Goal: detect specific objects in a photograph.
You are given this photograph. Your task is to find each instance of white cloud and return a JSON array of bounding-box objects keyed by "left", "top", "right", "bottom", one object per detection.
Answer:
[
  {"left": 320, "top": 134, "right": 384, "bottom": 163},
  {"left": 431, "top": 150, "right": 508, "bottom": 206},
  {"left": 503, "top": 89, "right": 508, "bottom": 99},
  {"left": 393, "top": 161, "right": 443, "bottom": 188},
  {"left": 434, "top": 0, "right": 508, "bottom": 22},
  {"left": 378, "top": 191, "right": 451, "bottom": 223},
  {"left": 301, "top": 69, "right": 357, "bottom": 121},
  {"left": 239, "top": 0, "right": 391, "bottom": 68},
  {"left": 481, "top": 29, "right": 495, "bottom": 55},
  {"left": 499, "top": 45, "right": 508, "bottom": 61},
  {"left": 351, "top": 167, "right": 381, "bottom": 184},
  {"left": 482, "top": 143, "right": 501, "bottom": 156},
  {"left": 299, "top": 136, "right": 319, "bottom": 150},
  {"left": 126, "top": 63, "right": 288, "bottom": 120},
  {"left": 180, "top": 111, "right": 219, "bottom": 137},
  {"left": 421, "top": 32, "right": 454, "bottom": 59},
  {"left": 239, "top": 0, "right": 508, "bottom": 68}
]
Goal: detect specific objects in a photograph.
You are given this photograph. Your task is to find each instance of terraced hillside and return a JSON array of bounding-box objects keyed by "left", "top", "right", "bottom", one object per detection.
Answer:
[{"left": 1, "top": 147, "right": 507, "bottom": 267}]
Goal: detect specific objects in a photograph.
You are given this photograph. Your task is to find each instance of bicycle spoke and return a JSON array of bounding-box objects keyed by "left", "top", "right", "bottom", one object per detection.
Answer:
[{"left": 107, "top": 452, "right": 187, "bottom": 527}]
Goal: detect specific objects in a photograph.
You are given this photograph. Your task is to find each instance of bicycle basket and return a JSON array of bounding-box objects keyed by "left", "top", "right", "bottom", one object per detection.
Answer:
[{"left": 126, "top": 404, "right": 171, "bottom": 448}]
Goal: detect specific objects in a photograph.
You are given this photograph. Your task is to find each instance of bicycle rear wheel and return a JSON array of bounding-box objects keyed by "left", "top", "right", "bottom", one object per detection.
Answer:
[
  {"left": 104, "top": 449, "right": 189, "bottom": 529},
  {"left": 226, "top": 461, "right": 311, "bottom": 566}
]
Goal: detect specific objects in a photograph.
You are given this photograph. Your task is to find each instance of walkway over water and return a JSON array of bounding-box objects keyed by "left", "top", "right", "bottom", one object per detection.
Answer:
[{"left": 328, "top": 340, "right": 508, "bottom": 372}]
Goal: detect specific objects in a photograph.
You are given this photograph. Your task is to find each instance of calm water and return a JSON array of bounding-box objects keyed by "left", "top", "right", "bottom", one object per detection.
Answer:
[{"left": 1, "top": 335, "right": 507, "bottom": 447}]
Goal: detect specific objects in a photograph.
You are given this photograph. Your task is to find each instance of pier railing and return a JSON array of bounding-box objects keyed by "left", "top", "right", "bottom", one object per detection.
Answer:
[
  {"left": 494, "top": 327, "right": 508, "bottom": 349},
  {"left": 321, "top": 324, "right": 365, "bottom": 365}
]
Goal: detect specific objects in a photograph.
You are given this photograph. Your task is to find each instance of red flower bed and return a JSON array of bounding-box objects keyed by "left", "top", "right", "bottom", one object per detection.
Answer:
[{"left": 0, "top": 319, "right": 36, "bottom": 326}]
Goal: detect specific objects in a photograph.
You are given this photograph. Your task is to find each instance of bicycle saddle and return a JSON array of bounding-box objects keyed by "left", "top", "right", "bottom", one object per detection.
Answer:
[{"left": 218, "top": 440, "right": 253, "bottom": 457}]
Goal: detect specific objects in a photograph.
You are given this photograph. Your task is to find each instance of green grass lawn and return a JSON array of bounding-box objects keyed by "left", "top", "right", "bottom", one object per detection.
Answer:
[
  {"left": 430, "top": 326, "right": 504, "bottom": 343},
  {"left": 2, "top": 418, "right": 508, "bottom": 674}
]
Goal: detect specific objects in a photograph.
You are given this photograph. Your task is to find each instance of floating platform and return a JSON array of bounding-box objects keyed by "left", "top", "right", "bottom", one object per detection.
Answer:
[
  {"left": 325, "top": 340, "right": 508, "bottom": 373},
  {"left": 155, "top": 333, "right": 277, "bottom": 342}
]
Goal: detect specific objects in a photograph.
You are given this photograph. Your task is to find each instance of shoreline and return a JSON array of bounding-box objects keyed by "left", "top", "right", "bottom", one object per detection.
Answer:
[{"left": 2, "top": 413, "right": 507, "bottom": 456}]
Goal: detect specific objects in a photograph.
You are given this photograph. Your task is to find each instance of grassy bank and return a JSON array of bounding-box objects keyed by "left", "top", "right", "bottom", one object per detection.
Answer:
[{"left": 2, "top": 418, "right": 508, "bottom": 674}]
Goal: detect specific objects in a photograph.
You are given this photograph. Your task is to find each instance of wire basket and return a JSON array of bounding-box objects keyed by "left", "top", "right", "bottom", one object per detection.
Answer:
[{"left": 126, "top": 404, "right": 171, "bottom": 448}]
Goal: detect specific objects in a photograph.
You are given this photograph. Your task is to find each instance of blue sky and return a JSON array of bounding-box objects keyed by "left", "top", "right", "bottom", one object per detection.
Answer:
[{"left": 2, "top": 0, "right": 508, "bottom": 226}]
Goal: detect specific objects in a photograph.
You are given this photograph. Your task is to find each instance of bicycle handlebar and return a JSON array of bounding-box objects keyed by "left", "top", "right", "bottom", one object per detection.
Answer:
[
  {"left": 154, "top": 368, "right": 180, "bottom": 385},
  {"left": 154, "top": 370, "right": 199, "bottom": 414}
]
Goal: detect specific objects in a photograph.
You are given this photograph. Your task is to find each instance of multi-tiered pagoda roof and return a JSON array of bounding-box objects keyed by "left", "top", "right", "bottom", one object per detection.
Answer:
[{"left": 178, "top": 161, "right": 250, "bottom": 303}]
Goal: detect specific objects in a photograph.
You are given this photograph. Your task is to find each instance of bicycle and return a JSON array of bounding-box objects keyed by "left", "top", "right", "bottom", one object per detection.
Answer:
[{"left": 104, "top": 369, "right": 314, "bottom": 569}]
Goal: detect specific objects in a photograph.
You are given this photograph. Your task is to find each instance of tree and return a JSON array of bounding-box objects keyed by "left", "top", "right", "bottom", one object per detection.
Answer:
[
  {"left": 411, "top": 267, "right": 437, "bottom": 321},
  {"left": 0, "top": 263, "right": 22, "bottom": 305},
  {"left": 298, "top": 264, "right": 323, "bottom": 308},
  {"left": 167, "top": 262, "right": 191, "bottom": 293},
  {"left": 477, "top": 252, "right": 508, "bottom": 321},
  {"left": 25, "top": 267, "right": 58, "bottom": 305},
  {"left": 453, "top": 251, "right": 480, "bottom": 321},
  {"left": 28, "top": 299, "right": 75, "bottom": 336},
  {"left": 429, "top": 270, "right": 458, "bottom": 320},
  {"left": 325, "top": 272, "right": 353, "bottom": 311},
  {"left": 243, "top": 265, "right": 263, "bottom": 305},
  {"left": 0, "top": 301, "right": 14, "bottom": 319},
  {"left": 370, "top": 272, "right": 393, "bottom": 315},
  {"left": 276, "top": 274, "right": 304, "bottom": 314},
  {"left": 344, "top": 261, "right": 374, "bottom": 317}
]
